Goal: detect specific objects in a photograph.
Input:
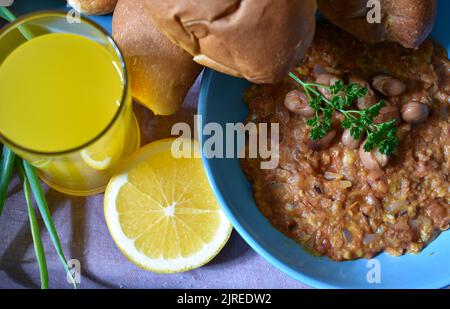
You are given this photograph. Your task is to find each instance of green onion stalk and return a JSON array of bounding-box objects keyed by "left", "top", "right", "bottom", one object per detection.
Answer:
[{"left": 0, "top": 7, "right": 76, "bottom": 289}]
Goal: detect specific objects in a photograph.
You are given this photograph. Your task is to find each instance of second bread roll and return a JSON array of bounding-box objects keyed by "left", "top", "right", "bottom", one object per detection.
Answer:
[
  {"left": 318, "top": 0, "right": 437, "bottom": 48},
  {"left": 67, "top": 0, "right": 118, "bottom": 15},
  {"left": 143, "top": 0, "right": 317, "bottom": 84},
  {"left": 112, "top": 0, "right": 203, "bottom": 115}
]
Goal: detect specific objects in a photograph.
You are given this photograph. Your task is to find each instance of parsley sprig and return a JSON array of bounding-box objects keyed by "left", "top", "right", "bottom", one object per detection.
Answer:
[{"left": 288, "top": 72, "right": 398, "bottom": 155}]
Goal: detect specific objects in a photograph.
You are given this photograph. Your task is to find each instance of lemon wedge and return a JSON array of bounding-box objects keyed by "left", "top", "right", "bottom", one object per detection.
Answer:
[
  {"left": 81, "top": 149, "right": 112, "bottom": 170},
  {"left": 80, "top": 133, "right": 120, "bottom": 170},
  {"left": 104, "top": 138, "right": 232, "bottom": 273}
]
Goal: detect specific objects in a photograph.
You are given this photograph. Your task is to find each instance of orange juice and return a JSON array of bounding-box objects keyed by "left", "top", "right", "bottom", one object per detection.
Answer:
[{"left": 0, "top": 33, "right": 140, "bottom": 195}]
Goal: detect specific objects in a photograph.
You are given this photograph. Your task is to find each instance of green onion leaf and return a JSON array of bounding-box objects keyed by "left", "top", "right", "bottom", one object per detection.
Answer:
[
  {"left": 0, "top": 146, "right": 15, "bottom": 217},
  {"left": 16, "top": 159, "right": 49, "bottom": 289},
  {"left": 22, "top": 161, "right": 77, "bottom": 289},
  {"left": 0, "top": 7, "right": 34, "bottom": 40}
]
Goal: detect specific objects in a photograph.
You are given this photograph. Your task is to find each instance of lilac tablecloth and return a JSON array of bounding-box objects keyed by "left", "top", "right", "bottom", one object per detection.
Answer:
[{"left": 0, "top": 77, "right": 308, "bottom": 289}]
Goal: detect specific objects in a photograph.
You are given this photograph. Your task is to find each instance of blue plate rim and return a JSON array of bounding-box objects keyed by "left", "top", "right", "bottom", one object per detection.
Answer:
[{"left": 198, "top": 68, "right": 449, "bottom": 289}]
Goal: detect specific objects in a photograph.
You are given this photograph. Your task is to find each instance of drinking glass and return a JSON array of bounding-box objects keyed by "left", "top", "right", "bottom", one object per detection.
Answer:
[{"left": 0, "top": 11, "right": 140, "bottom": 196}]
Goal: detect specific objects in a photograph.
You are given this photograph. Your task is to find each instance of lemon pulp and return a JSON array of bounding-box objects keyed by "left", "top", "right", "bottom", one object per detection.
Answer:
[{"left": 104, "top": 138, "right": 232, "bottom": 273}]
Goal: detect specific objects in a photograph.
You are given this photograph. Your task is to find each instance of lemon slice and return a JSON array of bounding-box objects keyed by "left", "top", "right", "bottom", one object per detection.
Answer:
[
  {"left": 81, "top": 149, "right": 112, "bottom": 170},
  {"left": 30, "top": 158, "right": 52, "bottom": 168},
  {"left": 104, "top": 138, "right": 232, "bottom": 273}
]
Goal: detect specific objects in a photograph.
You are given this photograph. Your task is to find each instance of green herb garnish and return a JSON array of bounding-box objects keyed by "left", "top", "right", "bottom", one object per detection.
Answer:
[{"left": 289, "top": 72, "right": 399, "bottom": 155}]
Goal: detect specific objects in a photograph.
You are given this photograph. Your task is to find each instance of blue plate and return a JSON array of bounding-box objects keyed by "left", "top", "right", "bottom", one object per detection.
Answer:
[{"left": 198, "top": 0, "right": 450, "bottom": 288}]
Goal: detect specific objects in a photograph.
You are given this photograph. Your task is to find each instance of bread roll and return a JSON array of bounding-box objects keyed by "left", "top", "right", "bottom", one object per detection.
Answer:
[
  {"left": 318, "top": 0, "right": 437, "bottom": 48},
  {"left": 112, "top": 0, "right": 202, "bottom": 115},
  {"left": 143, "top": 0, "right": 317, "bottom": 84},
  {"left": 67, "top": 0, "right": 118, "bottom": 15}
]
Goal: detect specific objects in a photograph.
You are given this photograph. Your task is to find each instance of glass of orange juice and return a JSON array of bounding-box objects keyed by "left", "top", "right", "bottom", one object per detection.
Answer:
[{"left": 0, "top": 11, "right": 140, "bottom": 196}]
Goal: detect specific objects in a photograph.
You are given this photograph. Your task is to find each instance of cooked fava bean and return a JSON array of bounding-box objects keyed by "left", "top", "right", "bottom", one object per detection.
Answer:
[
  {"left": 349, "top": 75, "right": 378, "bottom": 109},
  {"left": 284, "top": 90, "right": 315, "bottom": 117},
  {"left": 316, "top": 73, "right": 340, "bottom": 86},
  {"left": 374, "top": 105, "right": 401, "bottom": 124},
  {"left": 308, "top": 130, "right": 336, "bottom": 151},
  {"left": 359, "top": 143, "right": 389, "bottom": 171},
  {"left": 341, "top": 129, "right": 361, "bottom": 149},
  {"left": 401, "top": 102, "right": 429, "bottom": 124},
  {"left": 372, "top": 75, "right": 406, "bottom": 96},
  {"left": 313, "top": 64, "right": 326, "bottom": 76},
  {"left": 333, "top": 111, "right": 345, "bottom": 126},
  {"left": 316, "top": 73, "right": 343, "bottom": 99},
  {"left": 406, "top": 90, "right": 432, "bottom": 105},
  {"left": 396, "top": 123, "right": 412, "bottom": 141}
]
